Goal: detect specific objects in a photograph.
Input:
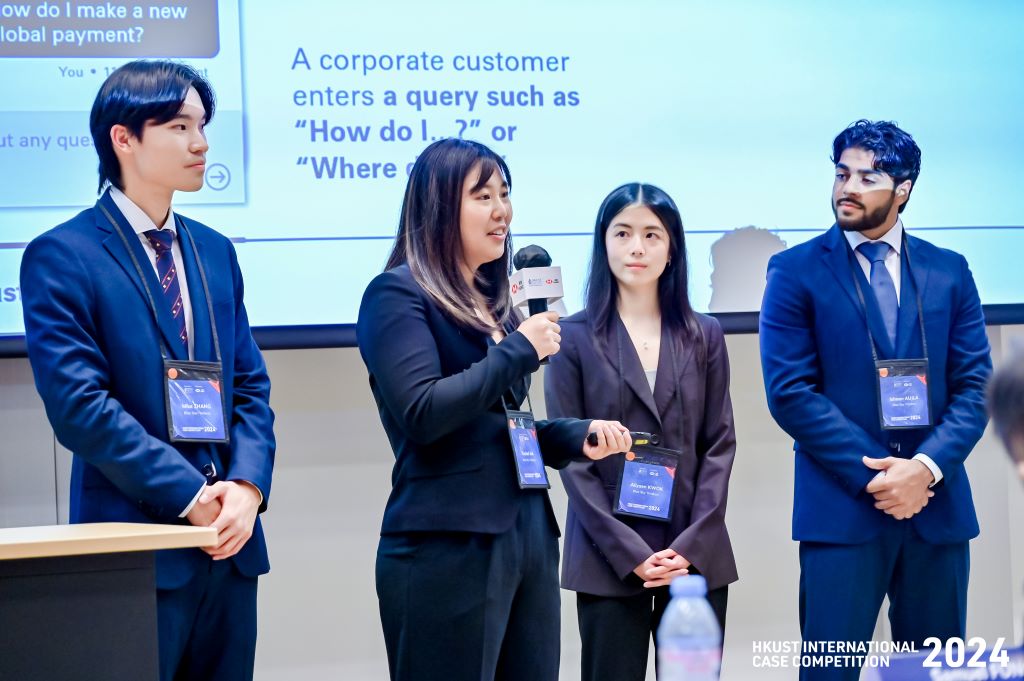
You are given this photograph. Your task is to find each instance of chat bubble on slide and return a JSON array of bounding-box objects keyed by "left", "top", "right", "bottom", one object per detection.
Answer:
[
  {"left": 0, "top": 108, "right": 244, "bottom": 208},
  {"left": 0, "top": 0, "right": 243, "bottom": 209},
  {"left": 0, "top": 1, "right": 218, "bottom": 57}
]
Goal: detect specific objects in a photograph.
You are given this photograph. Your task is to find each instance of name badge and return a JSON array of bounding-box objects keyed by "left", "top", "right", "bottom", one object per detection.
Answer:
[
  {"left": 164, "top": 360, "right": 229, "bottom": 443},
  {"left": 876, "top": 358, "right": 932, "bottom": 430},
  {"left": 505, "top": 409, "right": 550, "bottom": 489},
  {"left": 614, "top": 445, "right": 679, "bottom": 522}
]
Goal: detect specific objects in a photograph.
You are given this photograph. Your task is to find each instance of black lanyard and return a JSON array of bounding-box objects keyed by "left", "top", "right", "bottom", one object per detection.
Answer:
[
  {"left": 501, "top": 381, "right": 535, "bottom": 414},
  {"left": 487, "top": 314, "right": 532, "bottom": 413},
  {"left": 99, "top": 201, "right": 223, "bottom": 365},
  {"left": 845, "top": 230, "right": 929, "bottom": 364}
]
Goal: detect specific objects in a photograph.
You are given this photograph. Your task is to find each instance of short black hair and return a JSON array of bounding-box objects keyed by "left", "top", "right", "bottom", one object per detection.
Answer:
[
  {"left": 989, "top": 353, "right": 1024, "bottom": 462},
  {"left": 831, "top": 120, "right": 921, "bottom": 213},
  {"left": 89, "top": 60, "right": 215, "bottom": 193}
]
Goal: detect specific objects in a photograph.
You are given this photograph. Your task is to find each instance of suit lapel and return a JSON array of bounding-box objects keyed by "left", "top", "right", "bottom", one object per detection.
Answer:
[
  {"left": 821, "top": 224, "right": 867, "bottom": 325},
  {"left": 96, "top": 193, "right": 187, "bottom": 360},
  {"left": 176, "top": 218, "right": 215, "bottom": 362},
  {"left": 600, "top": 313, "right": 661, "bottom": 427},
  {"left": 822, "top": 224, "right": 895, "bottom": 358},
  {"left": 896, "top": 235, "right": 930, "bottom": 358},
  {"left": 654, "top": 324, "right": 690, "bottom": 423}
]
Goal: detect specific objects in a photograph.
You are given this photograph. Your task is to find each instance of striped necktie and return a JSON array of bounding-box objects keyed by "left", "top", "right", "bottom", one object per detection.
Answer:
[{"left": 144, "top": 229, "right": 188, "bottom": 351}]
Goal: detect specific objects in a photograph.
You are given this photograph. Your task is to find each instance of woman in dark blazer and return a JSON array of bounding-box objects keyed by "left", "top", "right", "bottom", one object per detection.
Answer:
[
  {"left": 545, "top": 183, "right": 738, "bottom": 681},
  {"left": 356, "top": 139, "right": 630, "bottom": 681}
]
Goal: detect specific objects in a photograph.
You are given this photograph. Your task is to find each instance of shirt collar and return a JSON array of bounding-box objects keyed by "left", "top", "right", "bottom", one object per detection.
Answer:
[
  {"left": 109, "top": 187, "right": 176, "bottom": 236},
  {"left": 844, "top": 218, "right": 903, "bottom": 255}
]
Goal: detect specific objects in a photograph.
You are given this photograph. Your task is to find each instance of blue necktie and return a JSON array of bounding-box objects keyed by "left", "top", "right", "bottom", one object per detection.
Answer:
[
  {"left": 144, "top": 229, "right": 188, "bottom": 351},
  {"left": 856, "top": 241, "right": 898, "bottom": 347}
]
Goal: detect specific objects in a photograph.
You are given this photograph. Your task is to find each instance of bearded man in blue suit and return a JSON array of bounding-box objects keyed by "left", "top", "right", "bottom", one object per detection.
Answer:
[
  {"left": 760, "top": 120, "right": 991, "bottom": 680},
  {"left": 20, "top": 61, "right": 275, "bottom": 681}
]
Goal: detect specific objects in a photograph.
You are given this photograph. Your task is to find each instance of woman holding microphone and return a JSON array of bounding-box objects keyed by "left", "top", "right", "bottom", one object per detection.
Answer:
[
  {"left": 545, "top": 183, "right": 738, "bottom": 681},
  {"left": 357, "top": 139, "right": 630, "bottom": 681}
]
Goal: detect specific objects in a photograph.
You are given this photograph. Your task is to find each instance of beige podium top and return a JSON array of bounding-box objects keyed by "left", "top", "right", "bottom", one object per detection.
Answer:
[{"left": 0, "top": 522, "right": 218, "bottom": 561}]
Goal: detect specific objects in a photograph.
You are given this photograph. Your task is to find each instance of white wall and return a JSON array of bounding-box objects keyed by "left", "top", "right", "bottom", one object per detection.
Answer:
[
  {"left": 2, "top": 325, "right": 1021, "bottom": 680},
  {"left": 0, "top": 357, "right": 57, "bottom": 528}
]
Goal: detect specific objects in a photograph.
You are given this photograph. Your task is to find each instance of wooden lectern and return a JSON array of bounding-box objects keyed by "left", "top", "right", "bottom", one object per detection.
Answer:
[{"left": 0, "top": 523, "right": 217, "bottom": 681}]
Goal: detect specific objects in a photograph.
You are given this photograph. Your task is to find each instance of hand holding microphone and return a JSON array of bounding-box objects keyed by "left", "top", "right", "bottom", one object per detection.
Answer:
[
  {"left": 517, "top": 311, "right": 561, "bottom": 360},
  {"left": 510, "top": 245, "right": 564, "bottom": 362}
]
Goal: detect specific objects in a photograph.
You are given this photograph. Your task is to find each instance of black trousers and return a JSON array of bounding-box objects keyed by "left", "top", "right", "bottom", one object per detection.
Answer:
[
  {"left": 376, "top": 493, "right": 561, "bottom": 681},
  {"left": 576, "top": 582, "right": 728, "bottom": 681}
]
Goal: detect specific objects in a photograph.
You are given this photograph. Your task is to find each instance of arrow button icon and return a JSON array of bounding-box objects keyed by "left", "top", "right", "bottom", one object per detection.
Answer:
[{"left": 204, "top": 163, "right": 231, "bottom": 191}]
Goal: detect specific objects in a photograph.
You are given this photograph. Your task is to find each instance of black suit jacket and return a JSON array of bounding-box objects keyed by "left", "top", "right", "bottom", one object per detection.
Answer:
[
  {"left": 356, "top": 264, "right": 590, "bottom": 536},
  {"left": 545, "top": 311, "right": 738, "bottom": 594}
]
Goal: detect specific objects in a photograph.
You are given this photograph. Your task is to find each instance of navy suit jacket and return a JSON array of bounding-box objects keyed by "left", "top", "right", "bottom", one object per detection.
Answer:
[
  {"left": 20, "top": 191, "right": 275, "bottom": 589},
  {"left": 356, "top": 264, "right": 591, "bottom": 537},
  {"left": 546, "top": 311, "right": 738, "bottom": 594},
  {"left": 759, "top": 225, "right": 991, "bottom": 545}
]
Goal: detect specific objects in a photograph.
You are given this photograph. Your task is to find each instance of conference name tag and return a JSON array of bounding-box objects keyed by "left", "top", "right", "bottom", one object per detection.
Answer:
[
  {"left": 164, "top": 360, "right": 229, "bottom": 443},
  {"left": 505, "top": 409, "right": 550, "bottom": 489},
  {"left": 614, "top": 446, "right": 679, "bottom": 522},
  {"left": 876, "top": 358, "right": 932, "bottom": 430}
]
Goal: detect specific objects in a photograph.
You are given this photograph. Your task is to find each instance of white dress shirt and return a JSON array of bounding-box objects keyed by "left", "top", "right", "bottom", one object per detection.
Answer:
[
  {"left": 845, "top": 218, "right": 903, "bottom": 299},
  {"left": 844, "top": 219, "right": 943, "bottom": 487}
]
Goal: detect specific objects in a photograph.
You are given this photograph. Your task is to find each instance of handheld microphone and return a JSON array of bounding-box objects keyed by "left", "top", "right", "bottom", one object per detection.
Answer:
[
  {"left": 510, "top": 245, "right": 563, "bottom": 317},
  {"left": 586, "top": 431, "right": 660, "bottom": 447}
]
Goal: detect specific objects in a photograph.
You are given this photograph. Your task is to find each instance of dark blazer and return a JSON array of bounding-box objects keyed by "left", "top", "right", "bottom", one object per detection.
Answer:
[
  {"left": 759, "top": 225, "right": 991, "bottom": 545},
  {"left": 20, "top": 191, "right": 275, "bottom": 590},
  {"left": 356, "top": 264, "right": 590, "bottom": 536},
  {"left": 545, "top": 310, "right": 738, "bottom": 594}
]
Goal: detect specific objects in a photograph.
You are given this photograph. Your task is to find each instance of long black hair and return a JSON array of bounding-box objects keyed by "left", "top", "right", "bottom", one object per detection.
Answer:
[
  {"left": 385, "top": 138, "right": 514, "bottom": 332},
  {"left": 585, "top": 183, "right": 701, "bottom": 344}
]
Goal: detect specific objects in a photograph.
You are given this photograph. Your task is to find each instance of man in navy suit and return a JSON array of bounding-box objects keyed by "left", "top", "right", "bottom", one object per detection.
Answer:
[
  {"left": 760, "top": 120, "right": 991, "bottom": 680},
  {"left": 20, "top": 61, "right": 275, "bottom": 681}
]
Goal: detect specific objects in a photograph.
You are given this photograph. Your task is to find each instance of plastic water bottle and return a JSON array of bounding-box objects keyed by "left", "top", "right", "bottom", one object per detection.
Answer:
[{"left": 657, "top": 575, "right": 722, "bottom": 681}]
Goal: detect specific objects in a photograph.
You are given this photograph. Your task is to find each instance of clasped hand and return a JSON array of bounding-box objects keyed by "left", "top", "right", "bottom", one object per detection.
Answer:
[
  {"left": 863, "top": 456, "right": 935, "bottom": 520},
  {"left": 635, "top": 548, "right": 690, "bottom": 588},
  {"left": 186, "top": 480, "right": 262, "bottom": 560}
]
